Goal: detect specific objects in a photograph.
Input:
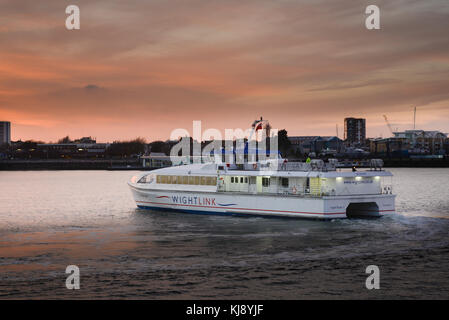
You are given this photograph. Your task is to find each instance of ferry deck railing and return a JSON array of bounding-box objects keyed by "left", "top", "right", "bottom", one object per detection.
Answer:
[{"left": 217, "top": 183, "right": 393, "bottom": 197}]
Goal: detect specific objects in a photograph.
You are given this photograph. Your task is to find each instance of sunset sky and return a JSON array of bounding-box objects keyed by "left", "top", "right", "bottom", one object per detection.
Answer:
[{"left": 1, "top": 0, "right": 448, "bottom": 142}]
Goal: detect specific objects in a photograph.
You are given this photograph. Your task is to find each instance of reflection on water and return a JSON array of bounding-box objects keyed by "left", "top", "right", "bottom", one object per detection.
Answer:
[{"left": 0, "top": 169, "right": 448, "bottom": 299}]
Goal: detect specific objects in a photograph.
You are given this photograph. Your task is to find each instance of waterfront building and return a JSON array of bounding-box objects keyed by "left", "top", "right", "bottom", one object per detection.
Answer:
[
  {"left": 141, "top": 152, "right": 173, "bottom": 168},
  {"left": 0, "top": 121, "right": 11, "bottom": 145},
  {"left": 288, "top": 136, "right": 343, "bottom": 155},
  {"left": 344, "top": 118, "right": 366, "bottom": 146},
  {"left": 370, "top": 130, "right": 448, "bottom": 156},
  {"left": 37, "top": 141, "right": 110, "bottom": 158},
  {"left": 370, "top": 138, "right": 410, "bottom": 157},
  {"left": 393, "top": 130, "right": 447, "bottom": 154}
]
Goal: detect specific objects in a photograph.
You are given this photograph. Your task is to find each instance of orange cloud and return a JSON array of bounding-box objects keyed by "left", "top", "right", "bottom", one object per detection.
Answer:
[{"left": 0, "top": 0, "right": 448, "bottom": 142}]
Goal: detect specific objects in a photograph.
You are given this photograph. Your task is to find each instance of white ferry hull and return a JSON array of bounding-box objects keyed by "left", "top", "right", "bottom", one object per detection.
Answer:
[{"left": 129, "top": 186, "right": 395, "bottom": 219}]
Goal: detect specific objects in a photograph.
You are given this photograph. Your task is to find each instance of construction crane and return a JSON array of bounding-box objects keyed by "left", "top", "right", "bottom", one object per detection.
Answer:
[{"left": 383, "top": 115, "right": 394, "bottom": 136}]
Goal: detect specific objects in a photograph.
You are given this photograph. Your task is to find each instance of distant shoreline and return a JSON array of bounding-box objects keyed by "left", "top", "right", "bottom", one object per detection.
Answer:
[
  {"left": 0, "top": 159, "right": 145, "bottom": 171},
  {"left": 1, "top": 158, "right": 449, "bottom": 170}
]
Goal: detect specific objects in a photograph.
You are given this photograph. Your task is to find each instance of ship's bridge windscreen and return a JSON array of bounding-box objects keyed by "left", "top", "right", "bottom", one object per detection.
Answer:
[{"left": 135, "top": 173, "right": 155, "bottom": 184}]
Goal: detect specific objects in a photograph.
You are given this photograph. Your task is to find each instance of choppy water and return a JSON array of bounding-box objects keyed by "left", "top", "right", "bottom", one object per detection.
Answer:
[{"left": 0, "top": 168, "right": 448, "bottom": 299}]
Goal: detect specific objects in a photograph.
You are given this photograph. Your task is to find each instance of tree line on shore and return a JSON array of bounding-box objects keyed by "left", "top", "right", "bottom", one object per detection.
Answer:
[
  {"left": 0, "top": 137, "right": 149, "bottom": 159},
  {"left": 0, "top": 130, "right": 293, "bottom": 160}
]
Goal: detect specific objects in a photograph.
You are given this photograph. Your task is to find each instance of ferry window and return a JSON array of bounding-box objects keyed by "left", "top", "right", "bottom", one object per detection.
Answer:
[
  {"left": 194, "top": 176, "right": 200, "bottom": 185},
  {"left": 281, "top": 177, "right": 289, "bottom": 187},
  {"left": 182, "top": 176, "right": 189, "bottom": 184},
  {"left": 262, "top": 177, "right": 270, "bottom": 187},
  {"left": 167, "top": 176, "right": 172, "bottom": 184},
  {"left": 157, "top": 175, "right": 162, "bottom": 183},
  {"left": 231, "top": 177, "right": 234, "bottom": 183},
  {"left": 207, "top": 177, "right": 216, "bottom": 185},
  {"left": 200, "top": 176, "right": 207, "bottom": 185},
  {"left": 139, "top": 174, "right": 154, "bottom": 183},
  {"left": 138, "top": 176, "right": 146, "bottom": 183},
  {"left": 245, "top": 177, "right": 248, "bottom": 183},
  {"left": 188, "top": 176, "right": 195, "bottom": 185},
  {"left": 177, "top": 176, "right": 183, "bottom": 184},
  {"left": 240, "top": 177, "right": 243, "bottom": 183},
  {"left": 161, "top": 175, "right": 168, "bottom": 184}
]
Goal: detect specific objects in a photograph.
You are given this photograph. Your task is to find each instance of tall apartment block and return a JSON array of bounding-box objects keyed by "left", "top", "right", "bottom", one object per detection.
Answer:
[
  {"left": 0, "top": 121, "right": 11, "bottom": 144},
  {"left": 344, "top": 118, "right": 366, "bottom": 145}
]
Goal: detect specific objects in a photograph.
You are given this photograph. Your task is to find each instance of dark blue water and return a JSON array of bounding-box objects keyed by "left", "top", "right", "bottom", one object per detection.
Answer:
[{"left": 0, "top": 169, "right": 448, "bottom": 299}]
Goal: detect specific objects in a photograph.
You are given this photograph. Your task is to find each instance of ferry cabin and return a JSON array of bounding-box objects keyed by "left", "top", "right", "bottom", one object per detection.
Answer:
[
  {"left": 132, "top": 163, "right": 393, "bottom": 198},
  {"left": 129, "top": 161, "right": 394, "bottom": 219}
]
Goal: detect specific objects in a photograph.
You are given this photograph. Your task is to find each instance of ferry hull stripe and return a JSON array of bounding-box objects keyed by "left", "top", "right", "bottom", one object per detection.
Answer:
[
  {"left": 135, "top": 200, "right": 346, "bottom": 215},
  {"left": 137, "top": 205, "right": 327, "bottom": 218}
]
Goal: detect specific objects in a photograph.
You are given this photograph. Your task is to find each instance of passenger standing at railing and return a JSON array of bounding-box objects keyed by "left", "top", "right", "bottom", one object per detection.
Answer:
[{"left": 280, "top": 159, "right": 288, "bottom": 170}]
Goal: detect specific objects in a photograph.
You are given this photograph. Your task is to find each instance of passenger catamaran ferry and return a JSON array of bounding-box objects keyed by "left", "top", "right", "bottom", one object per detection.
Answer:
[{"left": 128, "top": 156, "right": 395, "bottom": 219}]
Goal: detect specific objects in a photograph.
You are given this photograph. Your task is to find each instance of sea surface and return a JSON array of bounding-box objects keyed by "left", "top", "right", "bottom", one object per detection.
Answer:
[{"left": 0, "top": 168, "right": 448, "bottom": 299}]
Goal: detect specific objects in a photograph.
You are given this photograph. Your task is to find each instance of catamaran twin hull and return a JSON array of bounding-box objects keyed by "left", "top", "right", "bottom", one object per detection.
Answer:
[{"left": 129, "top": 187, "right": 396, "bottom": 219}]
